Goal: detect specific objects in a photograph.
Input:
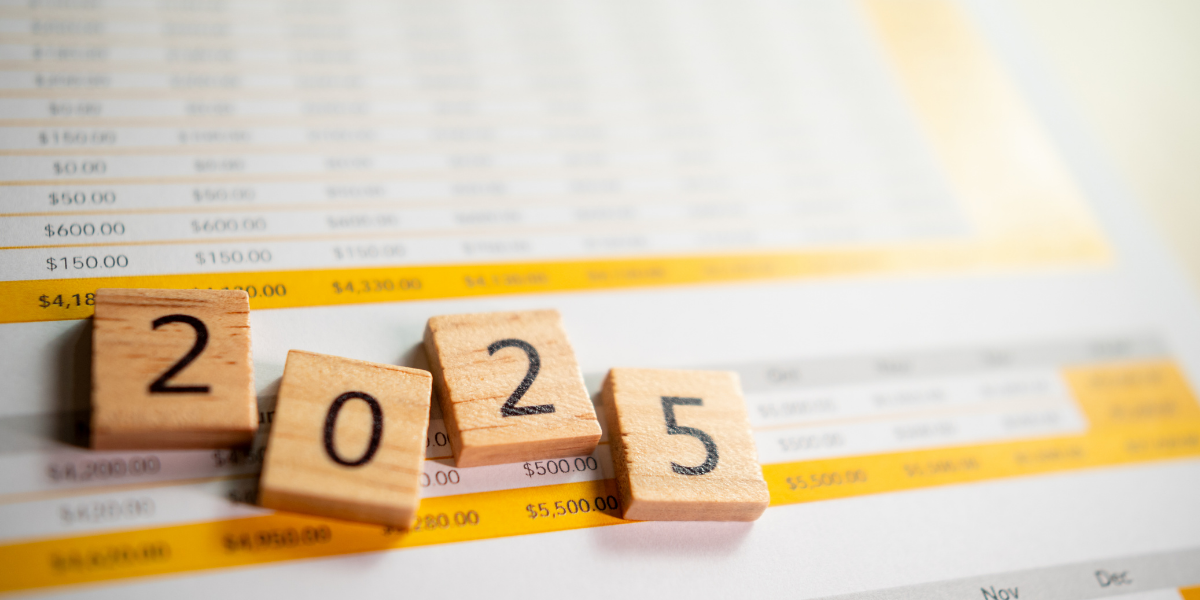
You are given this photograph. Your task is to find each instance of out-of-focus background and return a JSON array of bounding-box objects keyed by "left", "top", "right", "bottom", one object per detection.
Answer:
[{"left": 1012, "top": 0, "right": 1200, "bottom": 290}]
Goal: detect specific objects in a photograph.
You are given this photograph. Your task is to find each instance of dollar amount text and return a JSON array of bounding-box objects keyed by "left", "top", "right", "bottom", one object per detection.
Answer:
[
  {"left": 46, "top": 254, "right": 129, "bottom": 271},
  {"left": 526, "top": 495, "right": 619, "bottom": 520},
  {"left": 523, "top": 456, "right": 600, "bottom": 478}
]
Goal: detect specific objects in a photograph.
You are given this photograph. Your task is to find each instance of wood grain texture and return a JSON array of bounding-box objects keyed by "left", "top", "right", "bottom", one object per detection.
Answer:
[
  {"left": 424, "top": 309, "right": 601, "bottom": 467},
  {"left": 90, "top": 288, "right": 257, "bottom": 450},
  {"left": 602, "top": 368, "right": 769, "bottom": 521},
  {"left": 258, "top": 350, "right": 431, "bottom": 528}
]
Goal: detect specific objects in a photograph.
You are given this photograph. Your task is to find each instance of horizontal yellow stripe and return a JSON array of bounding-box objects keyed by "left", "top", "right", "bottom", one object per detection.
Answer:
[
  {"left": 767, "top": 360, "right": 1200, "bottom": 505},
  {"left": 0, "top": 238, "right": 1107, "bottom": 325},
  {"left": 0, "top": 479, "right": 626, "bottom": 594},
  {"left": 4, "top": 361, "right": 1198, "bottom": 594},
  {"left": 765, "top": 420, "right": 1200, "bottom": 505}
]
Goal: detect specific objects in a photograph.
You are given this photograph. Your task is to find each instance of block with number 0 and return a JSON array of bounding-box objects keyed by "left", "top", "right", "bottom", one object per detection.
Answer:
[
  {"left": 258, "top": 350, "right": 432, "bottom": 527},
  {"left": 424, "top": 309, "right": 601, "bottom": 467},
  {"left": 603, "top": 368, "right": 770, "bottom": 521},
  {"left": 91, "top": 288, "right": 258, "bottom": 449}
]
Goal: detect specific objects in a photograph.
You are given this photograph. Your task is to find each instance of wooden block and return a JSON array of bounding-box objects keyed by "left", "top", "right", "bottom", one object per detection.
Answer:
[
  {"left": 91, "top": 288, "right": 257, "bottom": 450},
  {"left": 259, "top": 350, "right": 431, "bottom": 528},
  {"left": 602, "top": 368, "right": 769, "bottom": 521},
  {"left": 424, "top": 309, "right": 601, "bottom": 467}
]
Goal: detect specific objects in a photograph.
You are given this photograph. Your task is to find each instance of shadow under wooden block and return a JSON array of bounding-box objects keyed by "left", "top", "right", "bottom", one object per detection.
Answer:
[
  {"left": 603, "top": 368, "right": 769, "bottom": 522},
  {"left": 258, "top": 350, "right": 431, "bottom": 528},
  {"left": 424, "top": 309, "right": 601, "bottom": 467},
  {"left": 90, "top": 288, "right": 257, "bottom": 450}
]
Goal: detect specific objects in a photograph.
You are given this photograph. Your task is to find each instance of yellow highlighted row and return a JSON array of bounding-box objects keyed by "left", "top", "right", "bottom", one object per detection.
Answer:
[
  {"left": 2, "top": 239, "right": 1107, "bottom": 325},
  {"left": 0, "top": 479, "right": 626, "bottom": 594},
  {"left": 769, "top": 361, "right": 1200, "bottom": 504},
  {"left": 765, "top": 420, "right": 1200, "bottom": 505},
  {"left": 3, "top": 361, "right": 1199, "bottom": 593}
]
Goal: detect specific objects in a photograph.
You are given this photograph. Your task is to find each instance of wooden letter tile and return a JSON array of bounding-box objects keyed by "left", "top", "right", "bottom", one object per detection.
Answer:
[
  {"left": 602, "top": 368, "right": 769, "bottom": 521},
  {"left": 91, "top": 288, "right": 257, "bottom": 449},
  {"left": 259, "top": 350, "right": 431, "bottom": 527},
  {"left": 424, "top": 309, "right": 601, "bottom": 467}
]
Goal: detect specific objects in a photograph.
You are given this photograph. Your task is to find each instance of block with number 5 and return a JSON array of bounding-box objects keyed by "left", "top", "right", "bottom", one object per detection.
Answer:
[
  {"left": 258, "top": 350, "right": 432, "bottom": 527},
  {"left": 602, "top": 368, "right": 769, "bottom": 521},
  {"left": 424, "top": 309, "right": 601, "bottom": 467}
]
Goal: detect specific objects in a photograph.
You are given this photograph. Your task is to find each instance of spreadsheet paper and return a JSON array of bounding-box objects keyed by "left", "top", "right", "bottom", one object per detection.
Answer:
[{"left": 0, "top": 0, "right": 1198, "bottom": 598}]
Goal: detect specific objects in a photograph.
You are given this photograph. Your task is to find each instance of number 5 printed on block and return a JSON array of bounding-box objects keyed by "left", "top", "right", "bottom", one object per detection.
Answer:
[
  {"left": 660, "top": 397, "right": 719, "bottom": 475},
  {"left": 602, "top": 368, "right": 769, "bottom": 521}
]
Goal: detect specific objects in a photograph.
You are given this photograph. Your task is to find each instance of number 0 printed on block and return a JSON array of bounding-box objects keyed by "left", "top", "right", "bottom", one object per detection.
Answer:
[
  {"left": 424, "top": 309, "right": 601, "bottom": 467},
  {"left": 90, "top": 288, "right": 257, "bottom": 449},
  {"left": 258, "top": 350, "right": 432, "bottom": 528},
  {"left": 602, "top": 368, "right": 770, "bottom": 521}
]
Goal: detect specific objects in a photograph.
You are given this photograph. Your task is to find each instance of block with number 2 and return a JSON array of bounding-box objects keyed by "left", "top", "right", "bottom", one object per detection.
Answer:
[
  {"left": 91, "top": 288, "right": 258, "bottom": 449},
  {"left": 424, "top": 309, "right": 601, "bottom": 468},
  {"left": 603, "top": 368, "right": 769, "bottom": 521}
]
